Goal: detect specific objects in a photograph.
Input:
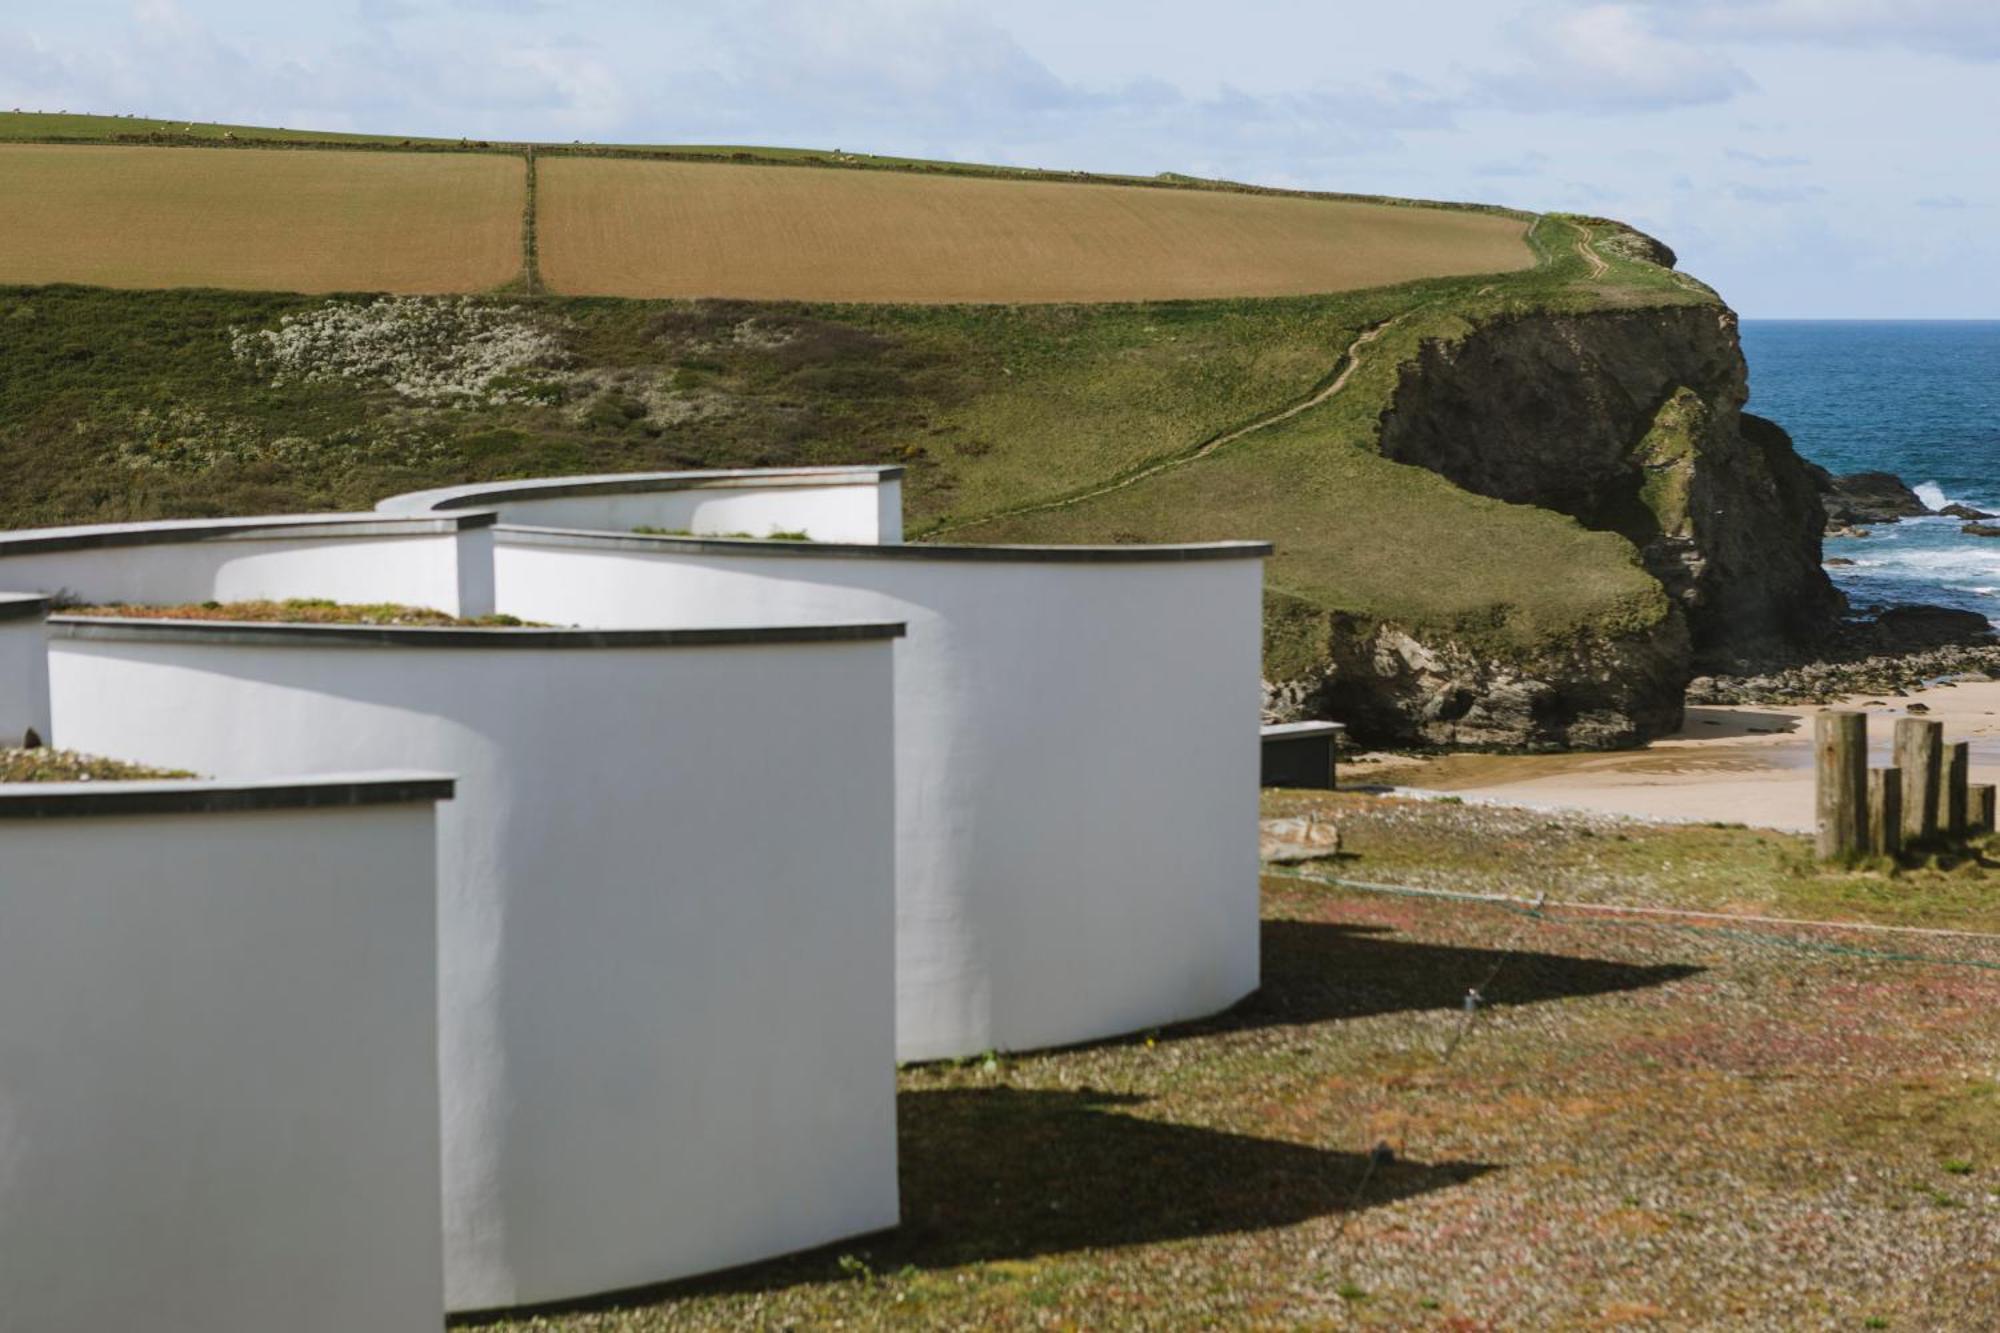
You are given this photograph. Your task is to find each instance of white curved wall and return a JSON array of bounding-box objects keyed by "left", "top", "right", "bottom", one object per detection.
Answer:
[
  {"left": 0, "top": 779, "right": 447, "bottom": 1333},
  {"left": 492, "top": 535, "right": 1266, "bottom": 1061},
  {"left": 0, "top": 516, "right": 495, "bottom": 616},
  {"left": 49, "top": 626, "right": 900, "bottom": 1312},
  {"left": 0, "top": 596, "right": 50, "bottom": 747},
  {"left": 379, "top": 467, "right": 904, "bottom": 544}
]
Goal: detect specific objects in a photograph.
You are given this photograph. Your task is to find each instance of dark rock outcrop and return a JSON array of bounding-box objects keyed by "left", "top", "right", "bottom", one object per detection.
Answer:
[
  {"left": 1373, "top": 306, "right": 1840, "bottom": 667},
  {"left": 1265, "top": 301, "right": 1841, "bottom": 749},
  {"left": 1810, "top": 467, "right": 1932, "bottom": 527},
  {"left": 1265, "top": 609, "right": 1689, "bottom": 752},
  {"left": 1940, "top": 503, "right": 1993, "bottom": 520},
  {"left": 1964, "top": 522, "right": 2000, "bottom": 538},
  {"left": 1689, "top": 604, "right": 1997, "bottom": 705}
]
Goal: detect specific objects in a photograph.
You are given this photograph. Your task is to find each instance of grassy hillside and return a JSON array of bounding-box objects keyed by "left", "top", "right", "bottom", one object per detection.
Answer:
[{"left": 0, "top": 115, "right": 1717, "bottom": 676}]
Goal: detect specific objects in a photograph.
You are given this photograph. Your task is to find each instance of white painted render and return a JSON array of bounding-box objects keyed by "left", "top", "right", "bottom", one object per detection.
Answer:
[
  {"left": 0, "top": 518, "right": 494, "bottom": 615},
  {"left": 0, "top": 794, "right": 444, "bottom": 1333},
  {"left": 492, "top": 537, "right": 1266, "bottom": 1061},
  {"left": 49, "top": 632, "right": 901, "bottom": 1312},
  {"left": 378, "top": 467, "right": 903, "bottom": 543},
  {"left": 0, "top": 599, "right": 49, "bottom": 746}
]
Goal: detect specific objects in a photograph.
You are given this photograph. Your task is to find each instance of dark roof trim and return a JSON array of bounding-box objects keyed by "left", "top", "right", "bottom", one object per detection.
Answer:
[
  {"left": 0, "top": 593, "right": 52, "bottom": 623},
  {"left": 49, "top": 616, "right": 906, "bottom": 649},
  {"left": 377, "top": 466, "right": 905, "bottom": 514},
  {"left": 498, "top": 526, "right": 1274, "bottom": 564},
  {"left": 0, "top": 771, "right": 456, "bottom": 819},
  {"left": 0, "top": 511, "right": 498, "bottom": 559}
]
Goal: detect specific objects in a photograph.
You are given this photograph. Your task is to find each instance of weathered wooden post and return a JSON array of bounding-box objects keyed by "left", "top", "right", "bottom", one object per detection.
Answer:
[
  {"left": 1894, "top": 717, "right": 1944, "bottom": 846},
  {"left": 1869, "top": 766, "right": 1903, "bottom": 859},
  {"left": 1815, "top": 711, "right": 1867, "bottom": 861},
  {"left": 1973, "top": 784, "right": 1997, "bottom": 836},
  {"left": 1946, "top": 741, "right": 1971, "bottom": 838}
]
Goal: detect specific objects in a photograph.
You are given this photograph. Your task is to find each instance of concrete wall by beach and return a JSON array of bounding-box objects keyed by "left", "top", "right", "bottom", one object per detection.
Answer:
[
  {"left": 0, "top": 776, "right": 450, "bottom": 1333},
  {"left": 492, "top": 532, "right": 1268, "bottom": 1061},
  {"left": 0, "top": 595, "right": 50, "bottom": 746},
  {"left": 0, "top": 515, "right": 496, "bottom": 616},
  {"left": 48, "top": 622, "right": 902, "bottom": 1312},
  {"left": 378, "top": 467, "right": 903, "bottom": 544}
]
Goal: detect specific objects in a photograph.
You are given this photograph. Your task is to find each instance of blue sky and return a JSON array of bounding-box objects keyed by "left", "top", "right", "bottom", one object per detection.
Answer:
[{"left": 5, "top": 0, "right": 1995, "bottom": 316}]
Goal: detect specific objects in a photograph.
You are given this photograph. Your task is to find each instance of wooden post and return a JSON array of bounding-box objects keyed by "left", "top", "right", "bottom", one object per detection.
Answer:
[
  {"left": 1973, "top": 784, "right": 1997, "bottom": 836},
  {"left": 1946, "top": 741, "right": 1970, "bottom": 838},
  {"left": 1869, "top": 767, "right": 1903, "bottom": 859},
  {"left": 1815, "top": 711, "right": 1867, "bottom": 861},
  {"left": 1894, "top": 717, "right": 1944, "bottom": 845}
]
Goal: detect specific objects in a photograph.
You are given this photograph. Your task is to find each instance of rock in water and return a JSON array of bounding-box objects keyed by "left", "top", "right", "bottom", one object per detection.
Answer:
[
  {"left": 1941, "top": 503, "right": 1995, "bottom": 520},
  {"left": 1964, "top": 522, "right": 2000, "bottom": 538},
  {"left": 1812, "top": 468, "right": 1933, "bottom": 527}
]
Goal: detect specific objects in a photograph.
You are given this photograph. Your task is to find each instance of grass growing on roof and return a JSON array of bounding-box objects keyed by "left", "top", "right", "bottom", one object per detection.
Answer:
[
  {"left": 0, "top": 747, "right": 194, "bottom": 781},
  {"left": 64, "top": 599, "right": 531, "bottom": 627}
]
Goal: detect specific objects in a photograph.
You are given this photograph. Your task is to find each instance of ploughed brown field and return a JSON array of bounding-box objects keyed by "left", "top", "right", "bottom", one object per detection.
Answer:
[
  {"left": 0, "top": 145, "right": 523, "bottom": 293},
  {"left": 536, "top": 158, "right": 1535, "bottom": 303}
]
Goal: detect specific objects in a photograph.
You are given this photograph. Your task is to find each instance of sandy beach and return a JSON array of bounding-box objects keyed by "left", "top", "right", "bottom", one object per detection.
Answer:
[{"left": 1351, "top": 677, "right": 2000, "bottom": 832}]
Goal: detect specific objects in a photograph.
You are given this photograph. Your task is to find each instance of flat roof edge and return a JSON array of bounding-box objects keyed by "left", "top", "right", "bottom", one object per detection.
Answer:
[
  {"left": 499, "top": 526, "right": 1275, "bottom": 563},
  {"left": 0, "top": 593, "right": 52, "bottom": 623},
  {"left": 378, "top": 466, "right": 906, "bottom": 514},
  {"left": 48, "top": 616, "right": 907, "bottom": 649},
  {"left": 0, "top": 771, "right": 457, "bottom": 819},
  {"left": 0, "top": 511, "right": 497, "bottom": 558}
]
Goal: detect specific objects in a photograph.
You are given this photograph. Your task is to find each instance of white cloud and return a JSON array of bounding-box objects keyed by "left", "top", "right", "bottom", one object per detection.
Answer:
[
  {"left": 1477, "top": 4, "right": 1754, "bottom": 113},
  {"left": 1656, "top": 1, "right": 2000, "bottom": 61}
]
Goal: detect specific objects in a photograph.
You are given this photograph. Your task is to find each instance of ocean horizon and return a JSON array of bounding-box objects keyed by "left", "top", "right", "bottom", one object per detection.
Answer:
[{"left": 1741, "top": 318, "right": 2000, "bottom": 623}]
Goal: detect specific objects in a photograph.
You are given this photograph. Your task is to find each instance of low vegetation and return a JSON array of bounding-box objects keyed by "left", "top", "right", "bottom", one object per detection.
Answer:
[
  {"left": 64, "top": 598, "right": 530, "bottom": 627},
  {"left": 476, "top": 791, "right": 2000, "bottom": 1329},
  {"left": 0, "top": 747, "right": 193, "bottom": 781}
]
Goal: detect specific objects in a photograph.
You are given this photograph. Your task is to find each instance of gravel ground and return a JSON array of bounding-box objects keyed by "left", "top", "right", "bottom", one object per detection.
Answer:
[{"left": 484, "top": 794, "right": 2000, "bottom": 1332}]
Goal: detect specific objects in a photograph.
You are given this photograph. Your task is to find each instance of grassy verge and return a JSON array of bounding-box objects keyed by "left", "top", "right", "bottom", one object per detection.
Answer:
[{"left": 478, "top": 792, "right": 2000, "bottom": 1330}]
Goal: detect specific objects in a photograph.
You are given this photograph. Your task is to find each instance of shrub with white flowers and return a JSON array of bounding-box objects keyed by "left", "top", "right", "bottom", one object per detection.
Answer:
[{"left": 231, "top": 297, "right": 569, "bottom": 406}]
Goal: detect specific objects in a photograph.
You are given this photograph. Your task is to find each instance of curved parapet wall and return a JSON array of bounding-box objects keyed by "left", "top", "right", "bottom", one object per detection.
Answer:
[
  {"left": 0, "top": 594, "right": 51, "bottom": 746},
  {"left": 493, "top": 528, "right": 1270, "bottom": 1061},
  {"left": 0, "top": 511, "right": 498, "bottom": 616},
  {"left": 0, "top": 773, "right": 452, "bottom": 1333},
  {"left": 46, "top": 618, "right": 903, "bottom": 1313},
  {"left": 378, "top": 465, "right": 905, "bottom": 544}
]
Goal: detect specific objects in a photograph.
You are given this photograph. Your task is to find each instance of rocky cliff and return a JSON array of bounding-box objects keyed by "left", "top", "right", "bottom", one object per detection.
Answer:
[{"left": 1267, "top": 300, "right": 1840, "bottom": 749}]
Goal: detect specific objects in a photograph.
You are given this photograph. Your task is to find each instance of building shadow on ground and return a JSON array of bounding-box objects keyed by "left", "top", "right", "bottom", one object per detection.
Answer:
[
  {"left": 1214, "top": 919, "right": 1705, "bottom": 1032},
  {"left": 460, "top": 1085, "right": 1492, "bottom": 1322},
  {"left": 455, "top": 920, "right": 1693, "bottom": 1323}
]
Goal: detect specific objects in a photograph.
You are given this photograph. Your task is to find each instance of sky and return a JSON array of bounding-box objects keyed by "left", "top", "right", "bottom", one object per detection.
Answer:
[{"left": 4, "top": 0, "right": 1995, "bottom": 317}]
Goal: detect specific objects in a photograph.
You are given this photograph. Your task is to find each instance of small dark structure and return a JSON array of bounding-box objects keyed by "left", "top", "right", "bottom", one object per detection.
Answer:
[{"left": 1260, "top": 722, "right": 1344, "bottom": 789}]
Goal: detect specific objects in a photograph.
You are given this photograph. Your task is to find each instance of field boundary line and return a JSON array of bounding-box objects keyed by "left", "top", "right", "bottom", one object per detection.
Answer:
[
  {"left": 1273, "top": 865, "right": 2000, "bottom": 943},
  {"left": 521, "top": 147, "right": 541, "bottom": 296}
]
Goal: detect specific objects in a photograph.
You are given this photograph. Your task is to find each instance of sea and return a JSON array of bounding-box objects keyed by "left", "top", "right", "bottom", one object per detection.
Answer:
[{"left": 1741, "top": 320, "right": 2000, "bottom": 623}]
